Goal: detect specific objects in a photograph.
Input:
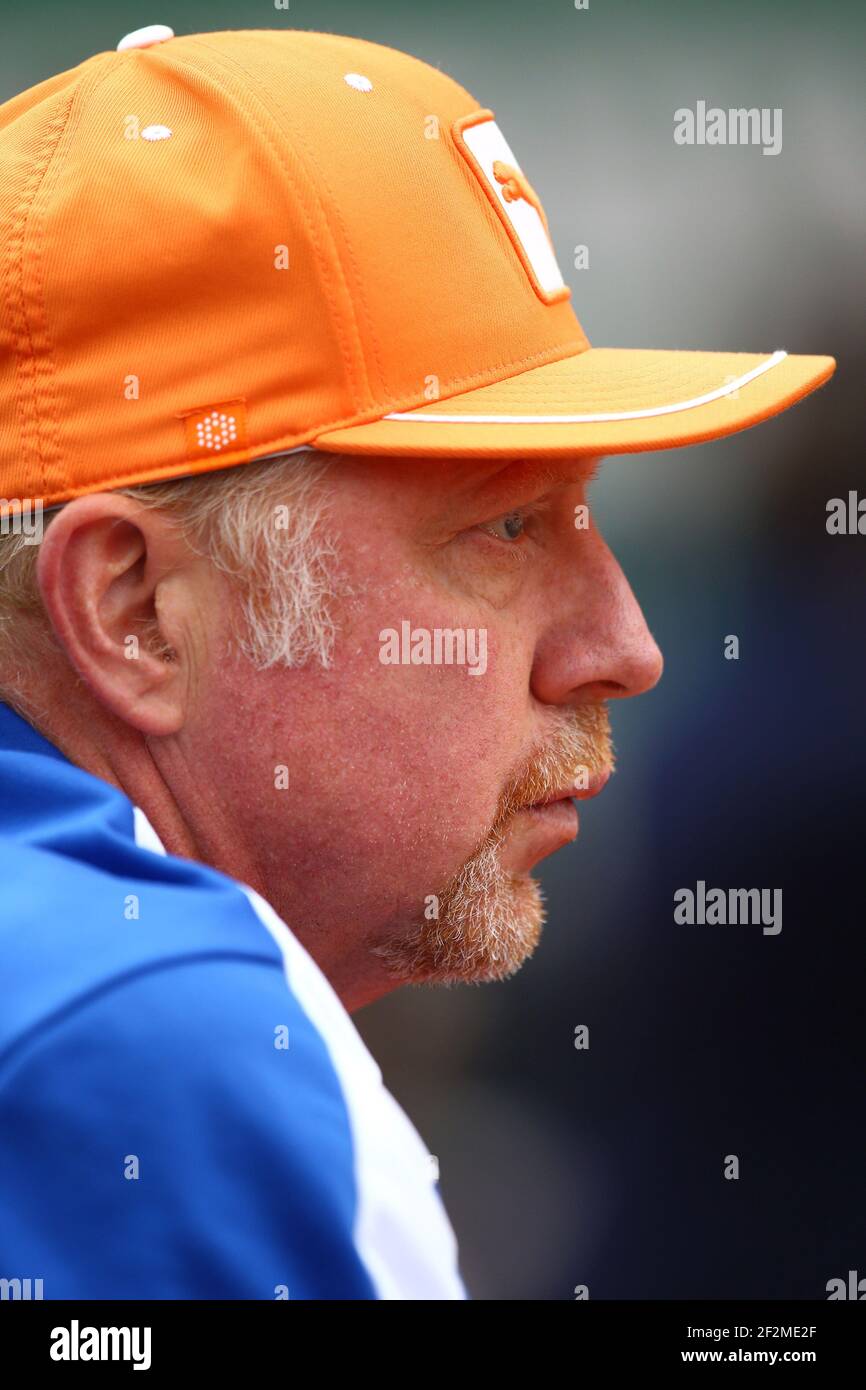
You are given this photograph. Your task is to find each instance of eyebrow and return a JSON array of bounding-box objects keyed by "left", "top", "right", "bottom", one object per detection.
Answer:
[{"left": 459, "top": 455, "right": 603, "bottom": 512}]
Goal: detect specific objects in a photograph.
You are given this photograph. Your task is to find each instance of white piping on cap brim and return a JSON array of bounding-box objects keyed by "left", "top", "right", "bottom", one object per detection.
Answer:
[{"left": 382, "top": 350, "right": 788, "bottom": 425}]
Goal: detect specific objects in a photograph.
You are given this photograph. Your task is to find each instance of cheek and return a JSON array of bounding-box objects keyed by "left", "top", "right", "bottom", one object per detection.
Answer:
[
  {"left": 233, "top": 661, "right": 516, "bottom": 921},
  {"left": 329, "top": 592, "right": 528, "bottom": 854},
  {"left": 202, "top": 542, "right": 534, "bottom": 921}
]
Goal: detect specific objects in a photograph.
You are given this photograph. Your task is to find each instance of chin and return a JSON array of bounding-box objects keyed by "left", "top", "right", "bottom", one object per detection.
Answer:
[{"left": 374, "top": 840, "right": 547, "bottom": 986}]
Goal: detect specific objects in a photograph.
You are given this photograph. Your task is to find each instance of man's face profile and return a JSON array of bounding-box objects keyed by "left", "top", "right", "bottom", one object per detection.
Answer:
[{"left": 162, "top": 452, "right": 663, "bottom": 1007}]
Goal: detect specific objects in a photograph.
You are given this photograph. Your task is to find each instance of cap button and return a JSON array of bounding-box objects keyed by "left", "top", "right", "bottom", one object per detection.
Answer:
[{"left": 116, "top": 24, "right": 175, "bottom": 53}]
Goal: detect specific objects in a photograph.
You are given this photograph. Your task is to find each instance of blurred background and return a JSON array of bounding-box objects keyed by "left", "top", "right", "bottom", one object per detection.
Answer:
[{"left": 4, "top": 0, "right": 863, "bottom": 1299}]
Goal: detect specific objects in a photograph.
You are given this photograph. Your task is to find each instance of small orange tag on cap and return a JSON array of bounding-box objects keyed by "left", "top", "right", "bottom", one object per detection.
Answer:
[{"left": 181, "top": 400, "right": 248, "bottom": 460}]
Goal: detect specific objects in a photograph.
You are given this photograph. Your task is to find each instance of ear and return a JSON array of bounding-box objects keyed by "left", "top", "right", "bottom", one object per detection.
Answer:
[{"left": 37, "top": 493, "right": 218, "bottom": 736}]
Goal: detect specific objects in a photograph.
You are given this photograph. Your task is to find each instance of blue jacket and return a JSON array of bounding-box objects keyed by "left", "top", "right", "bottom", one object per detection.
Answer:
[{"left": 0, "top": 702, "right": 465, "bottom": 1299}]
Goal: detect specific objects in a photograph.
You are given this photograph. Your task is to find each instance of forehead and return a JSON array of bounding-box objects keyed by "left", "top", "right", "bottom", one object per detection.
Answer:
[
  {"left": 322, "top": 453, "right": 603, "bottom": 525},
  {"left": 439, "top": 455, "right": 602, "bottom": 510}
]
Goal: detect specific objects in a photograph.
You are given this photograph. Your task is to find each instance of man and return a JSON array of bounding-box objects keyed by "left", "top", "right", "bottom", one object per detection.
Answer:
[{"left": 0, "top": 25, "right": 834, "bottom": 1299}]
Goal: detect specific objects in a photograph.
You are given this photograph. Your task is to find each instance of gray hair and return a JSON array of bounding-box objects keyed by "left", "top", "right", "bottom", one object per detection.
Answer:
[{"left": 0, "top": 450, "right": 341, "bottom": 701}]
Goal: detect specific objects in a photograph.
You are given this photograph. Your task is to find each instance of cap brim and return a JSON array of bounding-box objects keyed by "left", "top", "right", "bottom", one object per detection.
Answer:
[{"left": 313, "top": 347, "right": 835, "bottom": 458}]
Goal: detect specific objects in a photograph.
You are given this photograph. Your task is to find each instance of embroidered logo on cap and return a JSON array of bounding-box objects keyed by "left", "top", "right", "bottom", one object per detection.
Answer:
[
  {"left": 492, "top": 161, "right": 548, "bottom": 230},
  {"left": 453, "top": 111, "right": 568, "bottom": 305},
  {"left": 181, "top": 400, "right": 248, "bottom": 460}
]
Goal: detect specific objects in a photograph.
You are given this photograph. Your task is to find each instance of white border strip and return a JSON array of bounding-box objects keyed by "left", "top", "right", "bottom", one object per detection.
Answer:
[{"left": 383, "top": 350, "right": 787, "bottom": 425}]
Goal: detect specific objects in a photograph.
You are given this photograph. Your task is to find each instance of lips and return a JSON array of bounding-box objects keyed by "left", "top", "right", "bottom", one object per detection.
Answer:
[
  {"left": 523, "top": 796, "right": 579, "bottom": 839},
  {"left": 499, "top": 767, "right": 612, "bottom": 874},
  {"left": 529, "top": 767, "right": 612, "bottom": 810},
  {"left": 498, "top": 797, "right": 579, "bottom": 875}
]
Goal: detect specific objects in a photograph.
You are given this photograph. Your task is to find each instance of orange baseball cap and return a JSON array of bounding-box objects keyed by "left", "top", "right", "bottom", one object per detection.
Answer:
[{"left": 0, "top": 24, "right": 836, "bottom": 509}]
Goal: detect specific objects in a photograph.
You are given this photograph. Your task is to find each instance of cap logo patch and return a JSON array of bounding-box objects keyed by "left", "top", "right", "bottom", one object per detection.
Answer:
[
  {"left": 180, "top": 400, "right": 248, "bottom": 461},
  {"left": 453, "top": 110, "right": 568, "bottom": 305},
  {"left": 492, "top": 160, "right": 549, "bottom": 230}
]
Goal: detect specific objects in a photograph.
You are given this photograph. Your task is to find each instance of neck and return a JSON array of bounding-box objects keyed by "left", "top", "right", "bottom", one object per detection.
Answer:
[
  {"left": 8, "top": 675, "right": 395, "bottom": 1014},
  {"left": 17, "top": 677, "right": 262, "bottom": 890}
]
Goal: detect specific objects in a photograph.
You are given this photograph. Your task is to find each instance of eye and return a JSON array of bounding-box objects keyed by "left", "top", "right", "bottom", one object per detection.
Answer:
[{"left": 480, "top": 509, "right": 530, "bottom": 543}]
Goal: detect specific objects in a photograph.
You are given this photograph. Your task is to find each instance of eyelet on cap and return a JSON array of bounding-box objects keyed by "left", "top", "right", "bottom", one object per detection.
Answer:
[
  {"left": 344, "top": 73, "right": 373, "bottom": 92},
  {"left": 117, "top": 24, "right": 175, "bottom": 53}
]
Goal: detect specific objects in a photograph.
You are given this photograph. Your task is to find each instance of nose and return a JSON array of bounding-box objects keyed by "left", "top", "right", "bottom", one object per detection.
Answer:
[{"left": 530, "top": 523, "right": 664, "bottom": 708}]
